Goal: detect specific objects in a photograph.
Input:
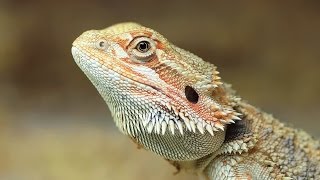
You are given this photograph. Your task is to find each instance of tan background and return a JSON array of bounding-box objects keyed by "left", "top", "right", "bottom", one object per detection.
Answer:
[{"left": 0, "top": 1, "right": 319, "bottom": 179}]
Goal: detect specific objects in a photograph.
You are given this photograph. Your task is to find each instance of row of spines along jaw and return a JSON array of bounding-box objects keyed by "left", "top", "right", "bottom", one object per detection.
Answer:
[{"left": 141, "top": 101, "right": 242, "bottom": 136}]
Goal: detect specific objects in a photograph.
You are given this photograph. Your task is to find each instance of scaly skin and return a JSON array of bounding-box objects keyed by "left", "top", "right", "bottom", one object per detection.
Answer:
[{"left": 71, "top": 22, "right": 320, "bottom": 179}]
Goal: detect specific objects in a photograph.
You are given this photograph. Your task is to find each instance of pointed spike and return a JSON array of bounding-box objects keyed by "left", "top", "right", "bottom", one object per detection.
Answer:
[
  {"left": 166, "top": 103, "right": 172, "bottom": 110},
  {"left": 155, "top": 121, "right": 161, "bottom": 134},
  {"left": 197, "top": 122, "right": 204, "bottom": 134},
  {"left": 178, "top": 112, "right": 185, "bottom": 118},
  {"left": 220, "top": 119, "right": 227, "bottom": 123},
  {"left": 215, "top": 123, "right": 225, "bottom": 131},
  {"left": 172, "top": 106, "right": 179, "bottom": 116},
  {"left": 179, "top": 112, "right": 191, "bottom": 131},
  {"left": 221, "top": 112, "right": 227, "bottom": 116},
  {"left": 197, "top": 80, "right": 210, "bottom": 86},
  {"left": 169, "top": 120, "right": 175, "bottom": 135},
  {"left": 164, "top": 116, "right": 170, "bottom": 123},
  {"left": 176, "top": 121, "right": 184, "bottom": 135},
  {"left": 223, "top": 118, "right": 235, "bottom": 124},
  {"left": 161, "top": 121, "right": 167, "bottom": 135},
  {"left": 184, "top": 119, "right": 192, "bottom": 132},
  {"left": 211, "top": 105, "right": 219, "bottom": 112},
  {"left": 200, "top": 84, "right": 216, "bottom": 89},
  {"left": 147, "top": 120, "right": 154, "bottom": 133},
  {"left": 206, "top": 124, "right": 214, "bottom": 136},
  {"left": 228, "top": 119, "right": 235, "bottom": 124},
  {"left": 232, "top": 115, "right": 241, "bottom": 120},
  {"left": 154, "top": 114, "right": 159, "bottom": 122},
  {"left": 142, "top": 115, "right": 151, "bottom": 127},
  {"left": 212, "top": 126, "right": 219, "bottom": 131},
  {"left": 158, "top": 113, "right": 165, "bottom": 122},
  {"left": 190, "top": 120, "right": 196, "bottom": 133}
]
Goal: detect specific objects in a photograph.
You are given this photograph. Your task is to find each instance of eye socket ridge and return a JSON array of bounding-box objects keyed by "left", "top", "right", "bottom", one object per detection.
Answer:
[{"left": 129, "top": 36, "right": 156, "bottom": 62}]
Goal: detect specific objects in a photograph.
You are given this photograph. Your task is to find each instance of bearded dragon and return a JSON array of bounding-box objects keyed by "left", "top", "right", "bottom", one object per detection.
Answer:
[{"left": 71, "top": 22, "right": 320, "bottom": 180}]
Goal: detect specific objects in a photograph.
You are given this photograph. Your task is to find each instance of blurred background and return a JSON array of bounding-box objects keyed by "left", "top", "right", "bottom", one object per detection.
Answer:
[{"left": 0, "top": 0, "right": 319, "bottom": 179}]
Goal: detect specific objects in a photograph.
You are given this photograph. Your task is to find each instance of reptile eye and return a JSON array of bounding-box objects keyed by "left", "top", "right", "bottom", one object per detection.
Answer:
[
  {"left": 136, "top": 41, "right": 150, "bottom": 53},
  {"left": 185, "top": 86, "right": 199, "bottom": 104},
  {"left": 129, "top": 37, "right": 156, "bottom": 62}
]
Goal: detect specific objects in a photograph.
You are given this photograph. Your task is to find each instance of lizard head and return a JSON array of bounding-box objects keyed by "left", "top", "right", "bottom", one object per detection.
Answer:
[{"left": 71, "top": 22, "right": 241, "bottom": 161}]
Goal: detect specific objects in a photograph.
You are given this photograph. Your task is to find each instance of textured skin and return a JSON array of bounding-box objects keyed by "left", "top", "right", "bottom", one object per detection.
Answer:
[{"left": 71, "top": 22, "right": 320, "bottom": 179}]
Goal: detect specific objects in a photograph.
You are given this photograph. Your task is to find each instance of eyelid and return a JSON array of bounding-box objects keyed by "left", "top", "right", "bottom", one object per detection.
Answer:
[{"left": 129, "top": 36, "right": 155, "bottom": 49}]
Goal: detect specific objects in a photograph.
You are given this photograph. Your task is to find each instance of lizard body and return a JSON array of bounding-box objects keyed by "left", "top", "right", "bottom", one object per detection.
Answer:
[{"left": 71, "top": 22, "right": 320, "bottom": 179}]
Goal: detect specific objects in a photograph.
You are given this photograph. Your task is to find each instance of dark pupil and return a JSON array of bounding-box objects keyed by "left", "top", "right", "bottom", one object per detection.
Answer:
[
  {"left": 137, "top": 41, "right": 150, "bottom": 52},
  {"left": 185, "top": 86, "right": 199, "bottom": 103}
]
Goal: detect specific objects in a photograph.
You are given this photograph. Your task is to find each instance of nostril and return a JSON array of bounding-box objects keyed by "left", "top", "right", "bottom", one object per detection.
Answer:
[
  {"left": 96, "top": 39, "right": 109, "bottom": 50},
  {"left": 185, "top": 86, "right": 199, "bottom": 104}
]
